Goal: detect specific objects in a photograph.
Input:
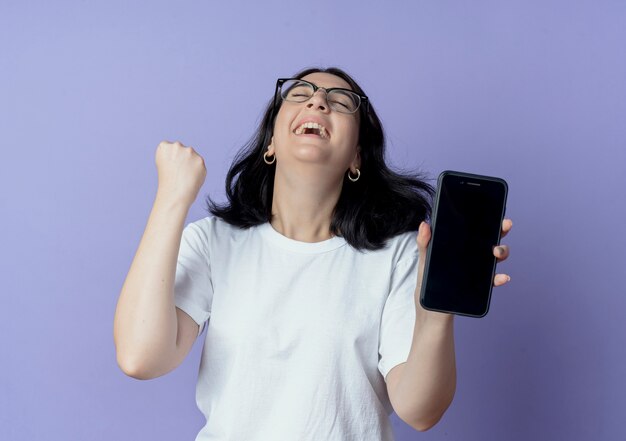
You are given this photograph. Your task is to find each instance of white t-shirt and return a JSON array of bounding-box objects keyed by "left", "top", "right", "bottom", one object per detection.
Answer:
[{"left": 174, "top": 216, "right": 419, "bottom": 441}]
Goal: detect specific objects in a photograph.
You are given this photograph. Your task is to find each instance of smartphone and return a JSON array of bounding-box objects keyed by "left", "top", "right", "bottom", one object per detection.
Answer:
[{"left": 419, "top": 170, "right": 508, "bottom": 318}]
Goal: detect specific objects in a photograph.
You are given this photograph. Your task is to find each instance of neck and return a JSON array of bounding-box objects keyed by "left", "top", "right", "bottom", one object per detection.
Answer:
[{"left": 270, "top": 165, "right": 343, "bottom": 242}]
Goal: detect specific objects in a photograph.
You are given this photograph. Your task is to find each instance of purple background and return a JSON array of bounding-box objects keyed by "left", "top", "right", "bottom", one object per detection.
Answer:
[{"left": 1, "top": 1, "right": 625, "bottom": 440}]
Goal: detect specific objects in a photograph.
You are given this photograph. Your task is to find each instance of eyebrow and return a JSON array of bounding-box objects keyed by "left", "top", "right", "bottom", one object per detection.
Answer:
[{"left": 299, "top": 79, "right": 355, "bottom": 93}]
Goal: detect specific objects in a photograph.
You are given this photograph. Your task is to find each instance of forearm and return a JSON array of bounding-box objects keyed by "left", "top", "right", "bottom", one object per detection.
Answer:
[
  {"left": 113, "top": 192, "right": 190, "bottom": 378},
  {"left": 394, "top": 308, "right": 456, "bottom": 430}
]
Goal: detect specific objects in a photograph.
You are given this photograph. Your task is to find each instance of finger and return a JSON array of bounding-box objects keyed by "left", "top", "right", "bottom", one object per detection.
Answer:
[
  {"left": 415, "top": 222, "right": 431, "bottom": 288},
  {"left": 416, "top": 221, "right": 431, "bottom": 251},
  {"left": 493, "top": 245, "right": 510, "bottom": 261},
  {"left": 493, "top": 273, "right": 511, "bottom": 286},
  {"left": 501, "top": 218, "right": 513, "bottom": 238}
]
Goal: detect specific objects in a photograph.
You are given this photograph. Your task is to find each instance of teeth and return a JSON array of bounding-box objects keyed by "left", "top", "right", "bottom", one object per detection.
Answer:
[{"left": 294, "top": 122, "right": 328, "bottom": 138}]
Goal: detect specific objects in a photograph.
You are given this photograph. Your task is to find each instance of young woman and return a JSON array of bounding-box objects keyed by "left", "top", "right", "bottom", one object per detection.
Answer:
[{"left": 113, "top": 67, "right": 513, "bottom": 440}]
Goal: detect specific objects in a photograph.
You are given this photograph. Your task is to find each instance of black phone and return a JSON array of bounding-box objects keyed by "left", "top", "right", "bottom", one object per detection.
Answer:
[{"left": 419, "top": 170, "right": 508, "bottom": 318}]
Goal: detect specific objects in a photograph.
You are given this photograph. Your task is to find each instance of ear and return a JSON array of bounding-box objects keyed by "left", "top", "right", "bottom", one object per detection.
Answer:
[
  {"left": 352, "top": 145, "right": 361, "bottom": 171},
  {"left": 267, "top": 137, "right": 275, "bottom": 155}
]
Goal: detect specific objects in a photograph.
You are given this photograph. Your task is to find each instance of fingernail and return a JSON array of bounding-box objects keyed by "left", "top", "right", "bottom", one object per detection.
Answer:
[{"left": 507, "top": 275, "right": 511, "bottom": 282}]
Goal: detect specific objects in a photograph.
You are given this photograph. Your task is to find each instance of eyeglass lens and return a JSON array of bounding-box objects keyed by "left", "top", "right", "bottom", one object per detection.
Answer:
[{"left": 280, "top": 80, "right": 360, "bottom": 113}]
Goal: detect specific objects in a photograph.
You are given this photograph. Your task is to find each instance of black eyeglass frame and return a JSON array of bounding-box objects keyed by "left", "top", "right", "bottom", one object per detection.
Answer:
[{"left": 271, "top": 78, "right": 370, "bottom": 118}]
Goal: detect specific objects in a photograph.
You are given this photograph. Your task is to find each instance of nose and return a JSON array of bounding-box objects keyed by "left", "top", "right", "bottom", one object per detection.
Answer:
[{"left": 306, "top": 89, "right": 330, "bottom": 112}]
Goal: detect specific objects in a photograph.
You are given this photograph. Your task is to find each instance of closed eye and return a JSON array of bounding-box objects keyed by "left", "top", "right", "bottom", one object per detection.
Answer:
[{"left": 331, "top": 100, "right": 350, "bottom": 109}]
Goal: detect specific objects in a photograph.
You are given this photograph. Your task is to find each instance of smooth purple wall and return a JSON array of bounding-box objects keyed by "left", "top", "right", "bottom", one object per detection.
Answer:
[{"left": 1, "top": 1, "right": 625, "bottom": 440}]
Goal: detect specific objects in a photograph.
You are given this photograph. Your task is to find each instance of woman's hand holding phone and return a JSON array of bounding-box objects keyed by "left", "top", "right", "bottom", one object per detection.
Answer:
[
  {"left": 413, "top": 218, "right": 513, "bottom": 321},
  {"left": 492, "top": 219, "right": 512, "bottom": 286}
]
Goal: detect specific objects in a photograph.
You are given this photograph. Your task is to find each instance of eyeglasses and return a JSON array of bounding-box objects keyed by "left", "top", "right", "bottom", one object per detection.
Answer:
[{"left": 273, "top": 78, "right": 369, "bottom": 114}]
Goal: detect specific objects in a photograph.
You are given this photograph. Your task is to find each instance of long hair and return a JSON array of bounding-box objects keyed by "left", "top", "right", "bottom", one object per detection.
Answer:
[{"left": 206, "top": 66, "right": 435, "bottom": 251}]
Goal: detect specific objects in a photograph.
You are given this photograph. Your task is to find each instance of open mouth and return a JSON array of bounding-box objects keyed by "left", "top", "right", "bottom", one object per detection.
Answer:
[{"left": 294, "top": 121, "right": 329, "bottom": 139}]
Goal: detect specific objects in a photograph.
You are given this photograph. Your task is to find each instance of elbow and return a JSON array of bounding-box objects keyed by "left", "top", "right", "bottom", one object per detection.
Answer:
[
  {"left": 117, "top": 358, "right": 147, "bottom": 380},
  {"left": 397, "top": 395, "right": 454, "bottom": 432},
  {"left": 114, "top": 338, "right": 177, "bottom": 380},
  {"left": 116, "top": 352, "right": 155, "bottom": 380},
  {"left": 406, "top": 414, "right": 443, "bottom": 432},
  {"left": 396, "top": 407, "right": 443, "bottom": 432}
]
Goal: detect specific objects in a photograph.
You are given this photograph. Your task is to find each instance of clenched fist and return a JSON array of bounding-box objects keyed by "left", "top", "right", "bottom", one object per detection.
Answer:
[{"left": 155, "top": 141, "right": 207, "bottom": 208}]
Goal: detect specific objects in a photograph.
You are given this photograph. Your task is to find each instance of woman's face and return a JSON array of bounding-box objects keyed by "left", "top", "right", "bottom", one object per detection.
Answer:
[{"left": 269, "top": 72, "right": 361, "bottom": 177}]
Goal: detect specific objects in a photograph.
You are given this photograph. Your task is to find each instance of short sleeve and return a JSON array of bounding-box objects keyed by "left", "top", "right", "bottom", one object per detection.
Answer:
[
  {"left": 378, "top": 251, "right": 418, "bottom": 381},
  {"left": 174, "top": 221, "right": 213, "bottom": 337}
]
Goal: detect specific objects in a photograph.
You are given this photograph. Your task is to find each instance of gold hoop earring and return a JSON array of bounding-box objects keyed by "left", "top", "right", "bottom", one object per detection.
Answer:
[
  {"left": 264, "top": 151, "right": 276, "bottom": 165},
  {"left": 347, "top": 168, "right": 360, "bottom": 182}
]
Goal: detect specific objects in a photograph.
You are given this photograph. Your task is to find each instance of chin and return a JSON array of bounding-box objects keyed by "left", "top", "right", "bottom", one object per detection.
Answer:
[{"left": 290, "top": 145, "right": 331, "bottom": 163}]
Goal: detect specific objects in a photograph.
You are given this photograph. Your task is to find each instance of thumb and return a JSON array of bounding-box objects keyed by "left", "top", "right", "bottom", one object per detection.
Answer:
[
  {"left": 417, "top": 221, "right": 432, "bottom": 251},
  {"left": 415, "top": 222, "right": 432, "bottom": 291}
]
